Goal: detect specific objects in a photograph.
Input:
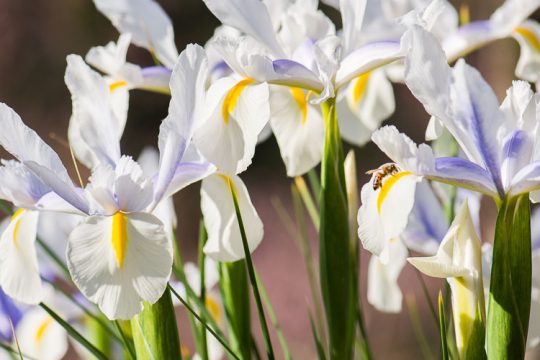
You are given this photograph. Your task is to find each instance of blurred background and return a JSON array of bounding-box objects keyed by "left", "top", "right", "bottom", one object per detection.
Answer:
[{"left": 0, "top": 0, "right": 537, "bottom": 358}]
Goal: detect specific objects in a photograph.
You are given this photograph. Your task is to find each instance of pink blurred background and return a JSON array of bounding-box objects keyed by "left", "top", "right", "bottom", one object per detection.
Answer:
[{"left": 0, "top": 0, "right": 538, "bottom": 358}]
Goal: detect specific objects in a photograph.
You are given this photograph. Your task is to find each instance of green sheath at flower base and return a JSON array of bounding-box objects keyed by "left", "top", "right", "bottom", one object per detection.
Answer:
[
  {"left": 130, "top": 289, "right": 181, "bottom": 360},
  {"left": 487, "top": 194, "right": 532, "bottom": 360},
  {"left": 319, "top": 97, "right": 355, "bottom": 359},
  {"left": 219, "top": 261, "right": 251, "bottom": 360}
]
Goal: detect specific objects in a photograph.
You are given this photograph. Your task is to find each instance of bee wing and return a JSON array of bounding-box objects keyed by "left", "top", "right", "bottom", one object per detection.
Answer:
[{"left": 365, "top": 169, "right": 378, "bottom": 175}]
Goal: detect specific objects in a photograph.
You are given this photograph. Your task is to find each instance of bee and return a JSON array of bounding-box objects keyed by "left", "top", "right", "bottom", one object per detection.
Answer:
[{"left": 366, "top": 163, "right": 399, "bottom": 190}]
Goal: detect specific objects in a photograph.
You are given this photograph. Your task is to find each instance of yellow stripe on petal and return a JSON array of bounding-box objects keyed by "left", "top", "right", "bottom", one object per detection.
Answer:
[
  {"left": 109, "top": 80, "right": 127, "bottom": 93},
  {"left": 352, "top": 72, "right": 371, "bottom": 106},
  {"left": 11, "top": 209, "right": 25, "bottom": 247},
  {"left": 111, "top": 212, "right": 128, "bottom": 268},
  {"left": 222, "top": 78, "right": 255, "bottom": 123},
  {"left": 290, "top": 87, "right": 308, "bottom": 124},
  {"left": 377, "top": 172, "right": 412, "bottom": 214},
  {"left": 515, "top": 26, "right": 540, "bottom": 52},
  {"left": 181, "top": 345, "right": 191, "bottom": 358},
  {"left": 206, "top": 296, "right": 222, "bottom": 322},
  {"left": 459, "top": 4, "right": 470, "bottom": 26},
  {"left": 35, "top": 316, "right": 53, "bottom": 344}
]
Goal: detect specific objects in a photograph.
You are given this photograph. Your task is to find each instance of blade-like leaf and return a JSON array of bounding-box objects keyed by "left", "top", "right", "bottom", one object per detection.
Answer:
[
  {"left": 487, "top": 194, "right": 531, "bottom": 359},
  {"left": 40, "top": 303, "right": 108, "bottom": 360},
  {"left": 438, "top": 292, "right": 449, "bottom": 360},
  {"left": 130, "top": 289, "right": 182, "bottom": 360},
  {"left": 319, "top": 98, "right": 355, "bottom": 359},
  {"left": 227, "top": 177, "right": 275, "bottom": 359},
  {"left": 219, "top": 261, "right": 252, "bottom": 360}
]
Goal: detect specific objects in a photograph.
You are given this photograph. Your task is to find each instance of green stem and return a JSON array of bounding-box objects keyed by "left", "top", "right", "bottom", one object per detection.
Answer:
[
  {"left": 219, "top": 261, "right": 252, "bottom": 360},
  {"left": 130, "top": 289, "right": 181, "bottom": 360},
  {"left": 227, "top": 177, "right": 275, "bottom": 360},
  {"left": 319, "top": 98, "right": 354, "bottom": 359},
  {"left": 487, "top": 195, "right": 531, "bottom": 359},
  {"left": 254, "top": 269, "right": 292, "bottom": 360},
  {"left": 198, "top": 222, "right": 209, "bottom": 360},
  {"left": 168, "top": 284, "right": 241, "bottom": 360},
  {"left": 40, "top": 303, "right": 108, "bottom": 360},
  {"left": 290, "top": 185, "right": 327, "bottom": 348}
]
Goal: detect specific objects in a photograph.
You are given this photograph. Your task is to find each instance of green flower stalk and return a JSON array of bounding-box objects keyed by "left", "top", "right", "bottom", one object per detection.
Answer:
[
  {"left": 319, "top": 98, "right": 355, "bottom": 359},
  {"left": 130, "top": 289, "right": 182, "bottom": 360},
  {"left": 219, "top": 261, "right": 252, "bottom": 360},
  {"left": 487, "top": 195, "right": 531, "bottom": 359}
]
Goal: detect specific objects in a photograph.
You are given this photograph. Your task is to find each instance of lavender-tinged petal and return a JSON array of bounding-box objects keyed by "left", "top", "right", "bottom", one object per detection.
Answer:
[
  {"left": 335, "top": 40, "right": 403, "bottom": 88},
  {"left": 450, "top": 61, "right": 506, "bottom": 197},
  {"left": 154, "top": 45, "right": 207, "bottom": 205},
  {"left": 24, "top": 162, "right": 90, "bottom": 214},
  {"left": 268, "top": 59, "right": 323, "bottom": 92},
  {"left": 426, "top": 157, "right": 499, "bottom": 198},
  {"left": 443, "top": 21, "right": 496, "bottom": 62},
  {"left": 501, "top": 130, "right": 533, "bottom": 191},
  {"left": 403, "top": 182, "right": 449, "bottom": 255},
  {"left": 0, "top": 288, "right": 22, "bottom": 342},
  {"left": 0, "top": 161, "right": 50, "bottom": 209},
  {"left": 139, "top": 66, "right": 172, "bottom": 93},
  {"left": 158, "top": 161, "right": 216, "bottom": 201},
  {"left": 508, "top": 160, "right": 540, "bottom": 197}
]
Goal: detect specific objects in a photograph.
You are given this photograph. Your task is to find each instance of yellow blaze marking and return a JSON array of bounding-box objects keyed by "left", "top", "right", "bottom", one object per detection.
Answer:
[
  {"left": 111, "top": 212, "right": 128, "bottom": 268},
  {"left": 34, "top": 316, "right": 53, "bottom": 344},
  {"left": 222, "top": 78, "right": 254, "bottom": 123},
  {"left": 206, "top": 296, "right": 222, "bottom": 322},
  {"left": 459, "top": 4, "right": 470, "bottom": 26},
  {"left": 515, "top": 26, "right": 540, "bottom": 53},
  {"left": 11, "top": 209, "right": 25, "bottom": 247},
  {"left": 181, "top": 345, "right": 191, "bottom": 358},
  {"left": 109, "top": 80, "right": 127, "bottom": 93},
  {"left": 376, "top": 171, "right": 412, "bottom": 214},
  {"left": 352, "top": 72, "right": 371, "bottom": 106},
  {"left": 290, "top": 87, "right": 308, "bottom": 124}
]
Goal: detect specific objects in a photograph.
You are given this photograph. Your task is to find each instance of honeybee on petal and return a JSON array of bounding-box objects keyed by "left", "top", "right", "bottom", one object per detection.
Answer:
[{"left": 366, "top": 163, "right": 399, "bottom": 190}]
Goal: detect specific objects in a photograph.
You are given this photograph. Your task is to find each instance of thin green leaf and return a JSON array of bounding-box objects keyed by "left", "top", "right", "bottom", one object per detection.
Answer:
[
  {"left": 0, "top": 341, "right": 37, "bottom": 360},
  {"left": 40, "top": 303, "right": 108, "bottom": 360},
  {"left": 294, "top": 176, "right": 320, "bottom": 229},
  {"left": 290, "top": 186, "right": 327, "bottom": 349},
  {"left": 41, "top": 278, "right": 121, "bottom": 344},
  {"left": 8, "top": 318, "right": 22, "bottom": 360},
  {"left": 36, "top": 237, "right": 70, "bottom": 278},
  {"left": 171, "top": 226, "right": 205, "bottom": 352},
  {"left": 406, "top": 295, "right": 435, "bottom": 360},
  {"left": 413, "top": 267, "right": 439, "bottom": 327},
  {"left": 309, "top": 313, "right": 327, "bottom": 360},
  {"left": 254, "top": 269, "right": 292, "bottom": 360},
  {"left": 438, "top": 292, "right": 449, "bottom": 360},
  {"left": 168, "top": 284, "right": 241, "bottom": 360},
  {"left": 227, "top": 177, "right": 275, "bottom": 360},
  {"left": 307, "top": 169, "right": 321, "bottom": 204},
  {"left": 114, "top": 321, "right": 136, "bottom": 360},
  {"left": 197, "top": 221, "right": 209, "bottom": 360}
]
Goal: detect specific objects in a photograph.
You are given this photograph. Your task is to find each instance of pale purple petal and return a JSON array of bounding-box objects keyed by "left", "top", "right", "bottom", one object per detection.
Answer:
[
  {"left": 443, "top": 21, "right": 495, "bottom": 62},
  {"left": 509, "top": 160, "right": 540, "bottom": 196},
  {"left": 426, "top": 157, "right": 498, "bottom": 198},
  {"left": 501, "top": 130, "right": 533, "bottom": 190},
  {"left": 269, "top": 59, "right": 323, "bottom": 92},
  {"left": 140, "top": 66, "right": 171, "bottom": 93},
  {"left": 154, "top": 45, "right": 207, "bottom": 204},
  {"left": 335, "top": 40, "right": 403, "bottom": 88}
]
